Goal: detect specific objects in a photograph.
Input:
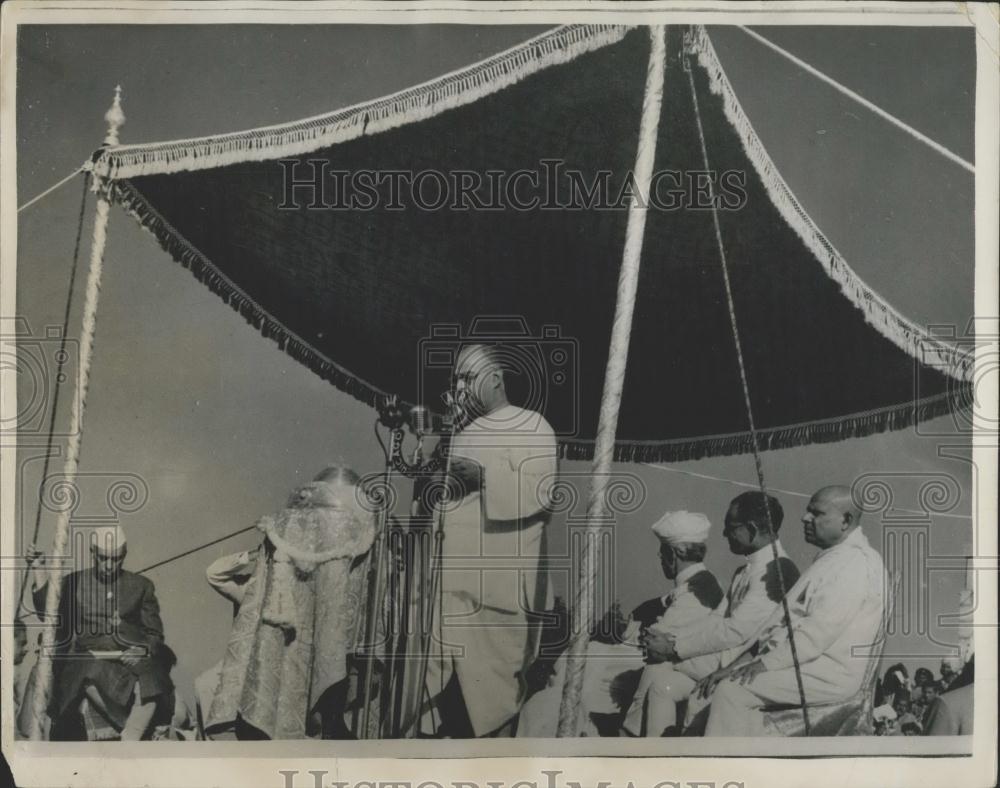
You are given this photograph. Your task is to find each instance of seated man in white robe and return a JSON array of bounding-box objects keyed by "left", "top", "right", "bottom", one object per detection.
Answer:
[
  {"left": 625, "top": 492, "right": 800, "bottom": 736},
  {"left": 619, "top": 510, "right": 724, "bottom": 735},
  {"left": 517, "top": 510, "right": 722, "bottom": 737},
  {"left": 697, "top": 486, "right": 886, "bottom": 737}
]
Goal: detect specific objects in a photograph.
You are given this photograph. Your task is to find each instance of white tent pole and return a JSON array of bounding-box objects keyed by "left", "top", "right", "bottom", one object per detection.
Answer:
[
  {"left": 556, "top": 27, "right": 667, "bottom": 737},
  {"left": 28, "top": 87, "right": 125, "bottom": 741}
]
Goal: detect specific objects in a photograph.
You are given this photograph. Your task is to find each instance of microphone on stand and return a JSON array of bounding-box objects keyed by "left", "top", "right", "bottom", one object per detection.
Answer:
[{"left": 408, "top": 405, "right": 430, "bottom": 438}]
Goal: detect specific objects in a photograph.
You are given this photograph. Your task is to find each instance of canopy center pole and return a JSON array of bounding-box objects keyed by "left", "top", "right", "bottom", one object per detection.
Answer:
[
  {"left": 28, "top": 87, "right": 124, "bottom": 741},
  {"left": 556, "top": 26, "right": 667, "bottom": 737}
]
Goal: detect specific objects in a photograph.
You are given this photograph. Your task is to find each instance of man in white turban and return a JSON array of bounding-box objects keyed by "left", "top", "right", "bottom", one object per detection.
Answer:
[
  {"left": 633, "top": 492, "right": 801, "bottom": 736},
  {"left": 30, "top": 524, "right": 173, "bottom": 740},
  {"left": 620, "top": 510, "right": 724, "bottom": 735},
  {"left": 517, "top": 509, "right": 722, "bottom": 738}
]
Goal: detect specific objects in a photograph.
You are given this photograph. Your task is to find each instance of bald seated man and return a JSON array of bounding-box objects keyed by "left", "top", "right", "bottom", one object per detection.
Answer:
[{"left": 698, "top": 486, "right": 887, "bottom": 737}]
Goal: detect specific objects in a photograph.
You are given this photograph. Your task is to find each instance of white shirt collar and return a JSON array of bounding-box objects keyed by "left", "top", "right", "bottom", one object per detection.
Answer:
[
  {"left": 675, "top": 561, "right": 707, "bottom": 586},
  {"left": 818, "top": 526, "right": 869, "bottom": 555},
  {"left": 747, "top": 540, "right": 786, "bottom": 571}
]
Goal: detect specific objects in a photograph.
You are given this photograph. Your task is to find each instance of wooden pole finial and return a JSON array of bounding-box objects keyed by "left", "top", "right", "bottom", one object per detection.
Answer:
[{"left": 103, "top": 85, "right": 125, "bottom": 146}]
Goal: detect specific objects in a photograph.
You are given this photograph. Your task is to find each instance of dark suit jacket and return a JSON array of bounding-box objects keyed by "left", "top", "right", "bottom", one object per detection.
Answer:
[{"left": 36, "top": 568, "right": 172, "bottom": 716}]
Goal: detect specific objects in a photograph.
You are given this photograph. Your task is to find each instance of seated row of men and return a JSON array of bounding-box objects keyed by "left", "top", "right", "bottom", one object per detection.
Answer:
[
  {"left": 15, "top": 345, "right": 889, "bottom": 740},
  {"left": 519, "top": 484, "right": 888, "bottom": 737},
  {"left": 16, "top": 489, "right": 887, "bottom": 740},
  {"left": 10, "top": 482, "right": 910, "bottom": 742},
  {"left": 15, "top": 482, "right": 886, "bottom": 741}
]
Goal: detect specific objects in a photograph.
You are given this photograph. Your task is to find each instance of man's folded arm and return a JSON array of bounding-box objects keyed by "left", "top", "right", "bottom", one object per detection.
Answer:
[{"left": 675, "top": 594, "right": 770, "bottom": 660}]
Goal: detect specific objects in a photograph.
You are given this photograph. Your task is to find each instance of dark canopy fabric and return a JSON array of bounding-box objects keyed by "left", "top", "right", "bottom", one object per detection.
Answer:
[{"left": 96, "top": 25, "right": 970, "bottom": 461}]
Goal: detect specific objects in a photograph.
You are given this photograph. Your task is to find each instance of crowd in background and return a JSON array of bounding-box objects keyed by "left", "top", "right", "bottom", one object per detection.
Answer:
[{"left": 872, "top": 657, "right": 974, "bottom": 735}]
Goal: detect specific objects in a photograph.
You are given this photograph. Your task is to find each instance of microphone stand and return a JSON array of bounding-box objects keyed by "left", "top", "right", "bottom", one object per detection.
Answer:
[
  {"left": 408, "top": 402, "right": 462, "bottom": 738},
  {"left": 357, "top": 396, "right": 449, "bottom": 739},
  {"left": 356, "top": 422, "right": 395, "bottom": 739}
]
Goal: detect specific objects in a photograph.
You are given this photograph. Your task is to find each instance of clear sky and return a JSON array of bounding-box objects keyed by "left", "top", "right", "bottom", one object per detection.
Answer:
[{"left": 14, "top": 23, "right": 976, "bottom": 711}]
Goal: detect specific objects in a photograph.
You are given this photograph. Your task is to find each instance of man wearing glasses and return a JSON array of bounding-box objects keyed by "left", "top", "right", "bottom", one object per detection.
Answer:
[
  {"left": 421, "top": 343, "right": 558, "bottom": 737},
  {"left": 698, "top": 486, "right": 886, "bottom": 737},
  {"left": 629, "top": 492, "right": 800, "bottom": 736}
]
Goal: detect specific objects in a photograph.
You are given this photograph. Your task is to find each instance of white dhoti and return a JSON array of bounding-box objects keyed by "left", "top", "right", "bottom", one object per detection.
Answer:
[
  {"left": 422, "top": 590, "right": 542, "bottom": 737},
  {"left": 623, "top": 662, "right": 695, "bottom": 736},
  {"left": 704, "top": 528, "right": 888, "bottom": 737},
  {"left": 704, "top": 668, "right": 857, "bottom": 737},
  {"left": 621, "top": 651, "right": 723, "bottom": 736},
  {"left": 420, "top": 403, "right": 557, "bottom": 737}
]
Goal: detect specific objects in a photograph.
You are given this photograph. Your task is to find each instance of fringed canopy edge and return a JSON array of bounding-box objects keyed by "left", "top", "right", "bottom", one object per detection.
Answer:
[
  {"left": 691, "top": 27, "right": 972, "bottom": 383},
  {"left": 113, "top": 179, "right": 391, "bottom": 409},
  {"left": 90, "top": 24, "right": 631, "bottom": 180},
  {"left": 561, "top": 386, "right": 972, "bottom": 464},
  {"left": 113, "top": 175, "right": 972, "bottom": 465},
  {"left": 92, "top": 24, "right": 972, "bottom": 384}
]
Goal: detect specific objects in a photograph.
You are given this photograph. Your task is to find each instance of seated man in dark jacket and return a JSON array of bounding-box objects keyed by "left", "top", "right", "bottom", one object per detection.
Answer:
[{"left": 31, "top": 525, "right": 172, "bottom": 741}]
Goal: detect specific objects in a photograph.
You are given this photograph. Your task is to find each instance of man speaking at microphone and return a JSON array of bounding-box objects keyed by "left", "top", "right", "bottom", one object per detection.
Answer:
[{"left": 421, "top": 343, "right": 558, "bottom": 737}]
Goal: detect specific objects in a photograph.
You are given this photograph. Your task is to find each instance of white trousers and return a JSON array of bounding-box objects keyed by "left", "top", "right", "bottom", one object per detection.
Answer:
[
  {"left": 622, "top": 662, "right": 696, "bottom": 736},
  {"left": 621, "top": 649, "right": 725, "bottom": 737},
  {"left": 704, "top": 668, "right": 855, "bottom": 737}
]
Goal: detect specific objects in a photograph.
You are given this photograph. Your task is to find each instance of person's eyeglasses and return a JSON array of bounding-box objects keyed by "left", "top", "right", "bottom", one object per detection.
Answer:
[{"left": 450, "top": 371, "right": 479, "bottom": 388}]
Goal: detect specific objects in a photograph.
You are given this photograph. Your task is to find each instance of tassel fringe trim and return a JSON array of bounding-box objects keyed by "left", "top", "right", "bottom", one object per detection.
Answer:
[
  {"left": 688, "top": 26, "right": 972, "bottom": 384},
  {"left": 114, "top": 179, "right": 391, "bottom": 409},
  {"left": 559, "top": 386, "right": 973, "bottom": 463},
  {"left": 107, "top": 28, "right": 974, "bottom": 463},
  {"left": 117, "top": 173, "right": 971, "bottom": 465},
  {"left": 91, "top": 25, "right": 631, "bottom": 180}
]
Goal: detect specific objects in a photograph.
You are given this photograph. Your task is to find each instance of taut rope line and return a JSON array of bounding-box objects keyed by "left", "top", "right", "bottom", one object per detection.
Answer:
[
  {"left": 684, "top": 48, "right": 811, "bottom": 733},
  {"left": 17, "top": 167, "right": 86, "bottom": 213},
  {"left": 739, "top": 26, "right": 974, "bottom": 174},
  {"left": 28, "top": 88, "right": 125, "bottom": 741},
  {"left": 17, "top": 172, "right": 90, "bottom": 619}
]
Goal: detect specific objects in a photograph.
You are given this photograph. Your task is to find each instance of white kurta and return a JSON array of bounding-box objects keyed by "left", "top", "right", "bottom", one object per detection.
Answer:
[
  {"left": 705, "top": 527, "right": 887, "bottom": 736},
  {"left": 618, "top": 563, "right": 723, "bottom": 735},
  {"left": 518, "top": 563, "right": 723, "bottom": 738},
  {"left": 674, "top": 540, "right": 797, "bottom": 678},
  {"left": 426, "top": 404, "right": 558, "bottom": 736},
  {"left": 626, "top": 542, "right": 799, "bottom": 736}
]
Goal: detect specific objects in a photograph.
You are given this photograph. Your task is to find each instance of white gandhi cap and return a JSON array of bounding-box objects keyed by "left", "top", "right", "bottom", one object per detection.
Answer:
[{"left": 651, "top": 510, "right": 711, "bottom": 545}]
